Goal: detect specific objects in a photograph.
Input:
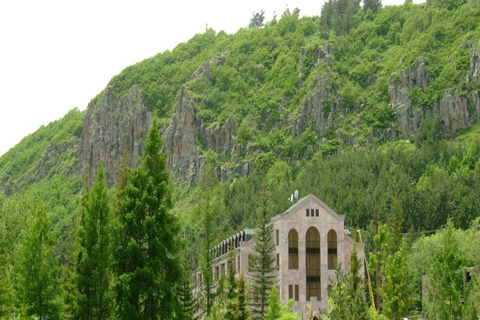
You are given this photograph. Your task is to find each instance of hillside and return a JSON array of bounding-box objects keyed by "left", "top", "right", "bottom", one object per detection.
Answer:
[
  {"left": 0, "top": 0, "right": 480, "bottom": 232},
  {"left": 2, "top": 1, "right": 480, "bottom": 317},
  {"left": 3, "top": 1, "right": 480, "bottom": 193}
]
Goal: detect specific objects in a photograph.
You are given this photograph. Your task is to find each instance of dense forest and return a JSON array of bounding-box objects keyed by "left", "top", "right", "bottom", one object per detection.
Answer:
[{"left": 1, "top": 0, "right": 480, "bottom": 318}]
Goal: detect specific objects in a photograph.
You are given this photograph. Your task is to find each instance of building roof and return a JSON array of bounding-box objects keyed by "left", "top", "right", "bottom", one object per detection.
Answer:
[
  {"left": 208, "top": 194, "right": 346, "bottom": 260},
  {"left": 274, "top": 193, "right": 345, "bottom": 221}
]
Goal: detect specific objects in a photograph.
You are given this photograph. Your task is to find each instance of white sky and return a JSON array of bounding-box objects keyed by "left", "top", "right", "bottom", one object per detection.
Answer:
[{"left": 0, "top": 0, "right": 413, "bottom": 157}]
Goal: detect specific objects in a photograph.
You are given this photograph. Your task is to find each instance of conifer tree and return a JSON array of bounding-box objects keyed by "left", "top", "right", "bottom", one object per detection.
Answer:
[
  {"left": 75, "top": 164, "right": 112, "bottom": 319},
  {"left": 225, "top": 251, "right": 241, "bottom": 320},
  {"left": 425, "top": 219, "right": 463, "bottom": 320},
  {"left": 237, "top": 273, "right": 250, "bottom": 320},
  {"left": 323, "top": 243, "right": 368, "bottom": 320},
  {"left": 249, "top": 181, "right": 277, "bottom": 319},
  {"left": 266, "top": 286, "right": 299, "bottom": 320},
  {"left": 17, "top": 204, "right": 60, "bottom": 320},
  {"left": 114, "top": 119, "right": 182, "bottom": 319},
  {"left": 0, "top": 197, "right": 15, "bottom": 318},
  {"left": 177, "top": 263, "right": 194, "bottom": 320},
  {"left": 199, "top": 161, "right": 219, "bottom": 317}
]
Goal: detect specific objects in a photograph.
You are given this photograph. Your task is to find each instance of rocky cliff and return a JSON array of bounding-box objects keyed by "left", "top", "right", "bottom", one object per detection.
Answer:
[
  {"left": 389, "top": 42, "right": 480, "bottom": 138},
  {"left": 79, "top": 85, "right": 152, "bottom": 186},
  {"left": 162, "top": 54, "right": 251, "bottom": 184},
  {"left": 77, "top": 41, "right": 480, "bottom": 186}
]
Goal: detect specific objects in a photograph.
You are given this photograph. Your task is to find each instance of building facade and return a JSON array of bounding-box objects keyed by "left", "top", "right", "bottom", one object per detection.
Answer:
[{"left": 193, "top": 194, "right": 365, "bottom": 318}]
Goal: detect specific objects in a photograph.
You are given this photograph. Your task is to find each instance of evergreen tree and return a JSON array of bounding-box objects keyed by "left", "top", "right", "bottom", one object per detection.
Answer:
[
  {"left": 75, "top": 164, "right": 112, "bottom": 319},
  {"left": 62, "top": 208, "right": 81, "bottom": 320},
  {"left": 463, "top": 271, "right": 480, "bottom": 319},
  {"left": 425, "top": 219, "right": 463, "bottom": 320},
  {"left": 380, "top": 235, "right": 412, "bottom": 319},
  {"left": 17, "top": 204, "right": 60, "bottom": 320},
  {"left": 0, "top": 197, "right": 15, "bottom": 318},
  {"left": 266, "top": 286, "right": 299, "bottom": 320},
  {"left": 249, "top": 10, "right": 265, "bottom": 29},
  {"left": 249, "top": 181, "right": 277, "bottom": 319},
  {"left": 363, "top": 0, "right": 382, "bottom": 13},
  {"left": 177, "top": 264, "right": 194, "bottom": 320},
  {"left": 323, "top": 243, "right": 368, "bottom": 320},
  {"left": 114, "top": 119, "right": 182, "bottom": 319},
  {"left": 225, "top": 262, "right": 251, "bottom": 320},
  {"left": 199, "top": 161, "right": 219, "bottom": 317},
  {"left": 237, "top": 273, "right": 250, "bottom": 320}
]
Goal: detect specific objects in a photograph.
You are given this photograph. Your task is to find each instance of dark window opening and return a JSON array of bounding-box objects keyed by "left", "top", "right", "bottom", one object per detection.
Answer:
[
  {"left": 288, "top": 229, "right": 299, "bottom": 269},
  {"left": 328, "top": 230, "right": 338, "bottom": 270},
  {"left": 306, "top": 227, "right": 321, "bottom": 301}
]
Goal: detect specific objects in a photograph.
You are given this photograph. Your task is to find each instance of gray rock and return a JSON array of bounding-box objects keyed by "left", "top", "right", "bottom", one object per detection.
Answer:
[{"left": 79, "top": 85, "right": 152, "bottom": 186}]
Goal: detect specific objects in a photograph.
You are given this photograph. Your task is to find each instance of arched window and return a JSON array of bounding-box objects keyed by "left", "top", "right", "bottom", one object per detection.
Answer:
[
  {"left": 328, "top": 230, "right": 337, "bottom": 270},
  {"left": 306, "top": 227, "right": 321, "bottom": 301},
  {"left": 288, "top": 229, "right": 299, "bottom": 269}
]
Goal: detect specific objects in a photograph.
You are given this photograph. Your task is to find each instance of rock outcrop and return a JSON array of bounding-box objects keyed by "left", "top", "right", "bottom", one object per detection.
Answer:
[
  {"left": 292, "top": 74, "right": 341, "bottom": 138},
  {"left": 390, "top": 46, "right": 480, "bottom": 138},
  {"left": 435, "top": 90, "right": 480, "bottom": 136},
  {"left": 389, "top": 58, "right": 431, "bottom": 138},
  {"left": 79, "top": 85, "right": 152, "bottom": 186},
  {"left": 468, "top": 42, "right": 480, "bottom": 85},
  {"left": 162, "top": 84, "right": 246, "bottom": 184},
  {"left": 75, "top": 42, "right": 480, "bottom": 186}
]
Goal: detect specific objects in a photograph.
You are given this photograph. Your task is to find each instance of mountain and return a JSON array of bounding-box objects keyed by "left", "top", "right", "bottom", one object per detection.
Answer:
[{"left": 1, "top": 0, "right": 480, "bottom": 234}]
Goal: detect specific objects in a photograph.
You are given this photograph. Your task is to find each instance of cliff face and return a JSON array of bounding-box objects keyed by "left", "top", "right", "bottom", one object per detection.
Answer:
[
  {"left": 79, "top": 85, "right": 152, "bottom": 186},
  {"left": 76, "top": 42, "right": 480, "bottom": 186},
  {"left": 162, "top": 55, "right": 251, "bottom": 184},
  {"left": 162, "top": 85, "right": 247, "bottom": 184},
  {"left": 389, "top": 42, "right": 480, "bottom": 138}
]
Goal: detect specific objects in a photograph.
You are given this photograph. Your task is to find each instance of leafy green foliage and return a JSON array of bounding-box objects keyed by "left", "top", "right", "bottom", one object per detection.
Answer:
[
  {"left": 322, "top": 244, "right": 369, "bottom": 320},
  {"left": 17, "top": 204, "right": 60, "bottom": 320},
  {"left": 249, "top": 181, "right": 277, "bottom": 319},
  {"left": 266, "top": 286, "right": 300, "bottom": 320},
  {"left": 75, "top": 164, "right": 113, "bottom": 319},
  {"left": 424, "top": 220, "right": 464, "bottom": 319},
  {"left": 114, "top": 120, "right": 182, "bottom": 319},
  {"left": 0, "top": 108, "right": 82, "bottom": 188},
  {"left": 1, "top": 1, "right": 480, "bottom": 318}
]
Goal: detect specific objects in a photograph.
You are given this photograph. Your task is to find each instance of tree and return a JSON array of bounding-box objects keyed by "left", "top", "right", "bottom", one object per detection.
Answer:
[
  {"left": 114, "top": 119, "right": 182, "bottom": 319},
  {"left": 225, "top": 252, "right": 239, "bottom": 320},
  {"left": 177, "top": 264, "right": 194, "bottom": 320},
  {"left": 266, "top": 286, "right": 299, "bottom": 320},
  {"left": 249, "top": 10, "right": 265, "bottom": 29},
  {"left": 425, "top": 219, "right": 463, "bottom": 320},
  {"left": 199, "top": 161, "right": 219, "bottom": 316},
  {"left": 75, "top": 164, "right": 113, "bottom": 319},
  {"left": 363, "top": 0, "right": 382, "bottom": 13},
  {"left": 17, "top": 204, "right": 60, "bottom": 320},
  {"left": 249, "top": 181, "right": 277, "bottom": 319},
  {"left": 323, "top": 243, "right": 368, "bottom": 320},
  {"left": 0, "top": 197, "right": 15, "bottom": 318},
  {"left": 376, "top": 227, "right": 412, "bottom": 319},
  {"left": 237, "top": 273, "right": 250, "bottom": 320}
]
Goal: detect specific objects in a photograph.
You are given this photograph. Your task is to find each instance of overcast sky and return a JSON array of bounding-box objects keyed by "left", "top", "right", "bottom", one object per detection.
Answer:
[{"left": 0, "top": 0, "right": 417, "bottom": 157}]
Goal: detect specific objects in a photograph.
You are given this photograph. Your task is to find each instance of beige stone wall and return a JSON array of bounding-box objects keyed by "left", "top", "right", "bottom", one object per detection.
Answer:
[{"left": 192, "top": 194, "right": 365, "bottom": 319}]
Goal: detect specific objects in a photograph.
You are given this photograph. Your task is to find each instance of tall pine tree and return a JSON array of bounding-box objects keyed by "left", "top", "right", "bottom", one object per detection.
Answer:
[
  {"left": 249, "top": 181, "right": 277, "bottom": 319},
  {"left": 425, "top": 219, "right": 463, "bottom": 320},
  {"left": 75, "top": 164, "right": 113, "bottom": 319},
  {"left": 17, "top": 204, "right": 60, "bottom": 320},
  {"left": 114, "top": 119, "right": 182, "bottom": 319},
  {"left": 199, "top": 161, "right": 219, "bottom": 317}
]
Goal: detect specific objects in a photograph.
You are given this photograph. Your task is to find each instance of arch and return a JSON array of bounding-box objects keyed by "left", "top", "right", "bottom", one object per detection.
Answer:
[
  {"left": 306, "top": 227, "right": 321, "bottom": 301},
  {"left": 327, "top": 230, "right": 337, "bottom": 270},
  {"left": 288, "top": 229, "right": 299, "bottom": 269}
]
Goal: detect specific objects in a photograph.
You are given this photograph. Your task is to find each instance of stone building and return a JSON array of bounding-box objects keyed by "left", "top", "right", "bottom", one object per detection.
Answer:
[{"left": 193, "top": 194, "right": 365, "bottom": 318}]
